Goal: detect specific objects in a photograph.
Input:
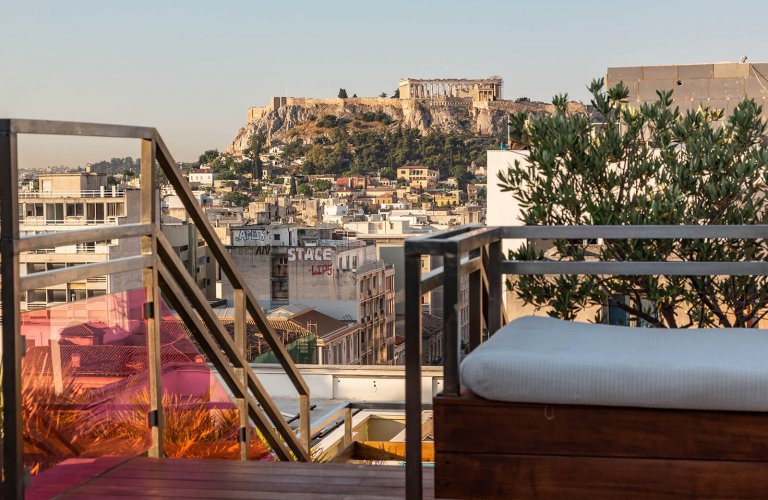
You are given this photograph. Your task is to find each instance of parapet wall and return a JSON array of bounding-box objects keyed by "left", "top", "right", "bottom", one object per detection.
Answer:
[{"left": 607, "top": 63, "right": 768, "bottom": 116}]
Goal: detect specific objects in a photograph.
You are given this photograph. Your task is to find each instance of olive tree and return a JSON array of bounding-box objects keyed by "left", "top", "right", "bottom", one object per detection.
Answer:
[{"left": 497, "top": 79, "right": 768, "bottom": 328}]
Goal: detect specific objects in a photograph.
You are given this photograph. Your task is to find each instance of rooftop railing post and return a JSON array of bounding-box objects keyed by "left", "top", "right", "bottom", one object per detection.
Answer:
[
  {"left": 442, "top": 242, "right": 461, "bottom": 397},
  {"left": 343, "top": 406, "right": 353, "bottom": 446},
  {"left": 404, "top": 249, "right": 423, "bottom": 500},
  {"left": 468, "top": 266, "right": 482, "bottom": 352},
  {"left": 0, "top": 126, "right": 24, "bottom": 499},
  {"left": 488, "top": 239, "right": 503, "bottom": 334},
  {"left": 300, "top": 393, "right": 311, "bottom": 454},
  {"left": 141, "top": 137, "right": 164, "bottom": 457},
  {"left": 234, "top": 288, "right": 249, "bottom": 461}
]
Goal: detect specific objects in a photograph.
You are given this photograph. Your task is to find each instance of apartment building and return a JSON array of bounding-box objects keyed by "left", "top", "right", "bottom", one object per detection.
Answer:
[
  {"left": 188, "top": 168, "right": 216, "bottom": 187},
  {"left": 18, "top": 173, "right": 141, "bottom": 313},
  {"left": 397, "top": 165, "right": 439, "bottom": 190},
  {"left": 344, "top": 217, "right": 469, "bottom": 346},
  {"left": 223, "top": 232, "right": 396, "bottom": 364}
]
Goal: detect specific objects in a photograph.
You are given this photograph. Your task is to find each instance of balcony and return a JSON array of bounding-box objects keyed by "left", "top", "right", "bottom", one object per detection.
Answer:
[{"left": 18, "top": 189, "right": 125, "bottom": 199}]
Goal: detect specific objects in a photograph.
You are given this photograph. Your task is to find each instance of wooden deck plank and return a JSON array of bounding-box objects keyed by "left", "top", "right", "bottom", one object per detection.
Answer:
[
  {"left": 62, "top": 484, "right": 428, "bottom": 500},
  {"left": 54, "top": 457, "right": 436, "bottom": 499}
]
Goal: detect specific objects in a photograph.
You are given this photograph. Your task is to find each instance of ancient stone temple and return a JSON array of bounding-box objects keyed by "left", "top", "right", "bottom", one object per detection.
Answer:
[{"left": 398, "top": 77, "right": 503, "bottom": 101}]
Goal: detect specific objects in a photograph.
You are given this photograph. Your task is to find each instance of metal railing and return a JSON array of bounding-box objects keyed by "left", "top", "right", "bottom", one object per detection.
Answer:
[
  {"left": 0, "top": 119, "right": 312, "bottom": 498},
  {"left": 18, "top": 189, "right": 125, "bottom": 198},
  {"left": 403, "top": 223, "right": 768, "bottom": 499}
]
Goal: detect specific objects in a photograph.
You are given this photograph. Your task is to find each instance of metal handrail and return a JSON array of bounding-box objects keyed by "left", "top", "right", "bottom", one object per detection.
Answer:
[
  {"left": 403, "top": 223, "right": 768, "bottom": 500},
  {"left": 0, "top": 119, "right": 313, "bottom": 499},
  {"left": 19, "top": 189, "right": 125, "bottom": 198}
]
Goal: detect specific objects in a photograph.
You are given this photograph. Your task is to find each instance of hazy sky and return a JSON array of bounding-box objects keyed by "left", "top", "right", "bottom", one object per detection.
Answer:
[{"left": 4, "top": 0, "right": 768, "bottom": 168}]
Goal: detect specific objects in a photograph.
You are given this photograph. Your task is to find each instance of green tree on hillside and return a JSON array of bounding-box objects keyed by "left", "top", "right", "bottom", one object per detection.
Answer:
[
  {"left": 246, "top": 132, "right": 266, "bottom": 180},
  {"left": 498, "top": 79, "right": 768, "bottom": 328},
  {"left": 338, "top": 88, "right": 348, "bottom": 98},
  {"left": 198, "top": 150, "right": 219, "bottom": 166},
  {"left": 317, "top": 115, "right": 338, "bottom": 128},
  {"left": 223, "top": 191, "right": 251, "bottom": 208},
  {"left": 297, "top": 183, "right": 312, "bottom": 196},
  {"left": 289, "top": 176, "right": 298, "bottom": 196},
  {"left": 310, "top": 179, "right": 332, "bottom": 192}
]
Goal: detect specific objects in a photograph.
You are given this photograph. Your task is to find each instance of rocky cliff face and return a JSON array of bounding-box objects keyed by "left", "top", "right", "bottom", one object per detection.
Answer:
[{"left": 225, "top": 97, "right": 585, "bottom": 155}]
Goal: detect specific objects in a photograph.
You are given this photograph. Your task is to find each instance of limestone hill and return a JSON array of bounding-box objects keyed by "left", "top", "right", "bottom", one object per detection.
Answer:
[{"left": 225, "top": 96, "right": 585, "bottom": 155}]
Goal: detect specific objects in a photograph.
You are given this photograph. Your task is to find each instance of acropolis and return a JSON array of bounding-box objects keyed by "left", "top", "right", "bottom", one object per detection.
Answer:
[{"left": 398, "top": 76, "right": 503, "bottom": 101}]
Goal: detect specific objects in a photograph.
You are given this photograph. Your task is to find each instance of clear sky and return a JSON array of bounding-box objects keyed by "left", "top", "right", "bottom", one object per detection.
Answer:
[{"left": 3, "top": 0, "right": 767, "bottom": 168}]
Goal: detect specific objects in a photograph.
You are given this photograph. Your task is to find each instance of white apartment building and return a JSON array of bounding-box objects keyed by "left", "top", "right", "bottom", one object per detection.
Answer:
[
  {"left": 188, "top": 168, "right": 216, "bottom": 187},
  {"left": 18, "top": 173, "right": 142, "bottom": 313}
]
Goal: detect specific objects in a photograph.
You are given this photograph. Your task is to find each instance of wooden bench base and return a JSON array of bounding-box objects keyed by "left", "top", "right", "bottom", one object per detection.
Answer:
[{"left": 435, "top": 390, "right": 768, "bottom": 499}]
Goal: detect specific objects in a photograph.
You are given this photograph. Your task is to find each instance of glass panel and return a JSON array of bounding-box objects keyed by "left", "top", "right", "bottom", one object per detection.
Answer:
[
  {"left": 20, "top": 288, "right": 151, "bottom": 478},
  {"left": 157, "top": 296, "right": 271, "bottom": 460}
]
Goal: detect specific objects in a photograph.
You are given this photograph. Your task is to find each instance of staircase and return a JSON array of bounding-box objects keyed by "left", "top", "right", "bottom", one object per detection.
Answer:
[{"left": 0, "top": 119, "right": 312, "bottom": 499}]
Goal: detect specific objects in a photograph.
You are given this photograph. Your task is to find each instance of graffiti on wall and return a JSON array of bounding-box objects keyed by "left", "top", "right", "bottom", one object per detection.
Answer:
[
  {"left": 310, "top": 264, "right": 333, "bottom": 276},
  {"left": 287, "top": 247, "right": 332, "bottom": 262},
  {"left": 232, "top": 228, "right": 269, "bottom": 243}
]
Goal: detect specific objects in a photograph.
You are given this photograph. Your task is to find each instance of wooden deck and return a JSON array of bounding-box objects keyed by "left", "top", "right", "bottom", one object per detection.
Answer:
[{"left": 28, "top": 457, "right": 435, "bottom": 499}]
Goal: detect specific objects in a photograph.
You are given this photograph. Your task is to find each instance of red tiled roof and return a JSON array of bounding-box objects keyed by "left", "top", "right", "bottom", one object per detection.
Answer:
[
  {"left": 60, "top": 324, "right": 104, "bottom": 338},
  {"left": 24, "top": 344, "right": 197, "bottom": 377}
]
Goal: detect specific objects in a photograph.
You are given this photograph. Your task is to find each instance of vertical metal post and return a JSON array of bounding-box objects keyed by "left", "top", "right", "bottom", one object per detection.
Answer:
[
  {"left": 468, "top": 269, "right": 482, "bottom": 352},
  {"left": 234, "top": 288, "right": 249, "bottom": 460},
  {"left": 442, "top": 243, "right": 460, "bottom": 396},
  {"left": 404, "top": 249, "right": 423, "bottom": 500},
  {"left": 141, "top": 137, "right": 164, "bottom": 457},
  {"left": 488, "top": 239, "right": 503, "bottom": 335},
  {"left": 299, "top": 393, "right": 310, "bottom": 454},
  {"left": 1, "top": 127, "right": 24, "bottom": 499},
  {"left": 343, "top": 406, "right": 353, "bottom": 446}
]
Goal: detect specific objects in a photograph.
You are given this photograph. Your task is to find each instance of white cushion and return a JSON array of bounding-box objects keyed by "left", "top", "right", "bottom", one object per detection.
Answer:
[{"left": 460, "top": 316, "right": 768, "bottom": 411}]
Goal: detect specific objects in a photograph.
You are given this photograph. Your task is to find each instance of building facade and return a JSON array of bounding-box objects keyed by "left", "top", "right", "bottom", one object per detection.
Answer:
[
  {"left": 397, "top": 166, "right": 439, "bottom": 190},
  {"left": 223, "top": 232, "right": 396, "bottom": 364},
  {"left": 18, "top": 174, "right": 141, "bottom": 313}
]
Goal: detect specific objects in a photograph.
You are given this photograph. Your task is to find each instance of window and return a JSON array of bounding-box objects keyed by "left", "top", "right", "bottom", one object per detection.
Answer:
[
  {"left": 47, "top": 289, "right": 67, "bottom": 303},
  {"left": 107, "top": 203, "right": 123, "bottom": 217},
  {"left": 273, "top": 234, "right": 281, "bottom": 241},
  {"left": 270, "top": 280, "right": 288, "bottom": 301},
  {"left": 47, "top": 263, "right": 65, "bottom": 271},
  {"left": 69, "top": 289, "right": 87, "bottom": 302},
  {"left": 27, "top": 263, "right": 46, "bottom": 274},
  {"left": 352, "top": 256, "right": 357, "bottom": 268},
  {"left": 27, "top": 289, "right": 46, "bottom": 303},
  {"left": 66, "top": 203, "right": 84, "bottom": 217},
  {"left": 271, "top": 256, "right": 288, "bottom": 278},
  {"left": 46, "top": 203, "right": 64, "bottom": 222},
  {"left": 87, "top": 289, "right": 106, "bottom": 298},
  {"left": 26, "top": 204, "right": 43, "bottom": 217}
]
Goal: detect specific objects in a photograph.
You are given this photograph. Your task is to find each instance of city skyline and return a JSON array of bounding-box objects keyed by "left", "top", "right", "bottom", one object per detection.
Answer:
[{"left": 4, "top": 0, "right": 768, "bottom": 168}]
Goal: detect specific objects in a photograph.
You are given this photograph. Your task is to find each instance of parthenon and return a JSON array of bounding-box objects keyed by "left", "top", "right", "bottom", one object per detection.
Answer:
[{"left": 398, "top": 76, "right": 503, "bottom": 101}]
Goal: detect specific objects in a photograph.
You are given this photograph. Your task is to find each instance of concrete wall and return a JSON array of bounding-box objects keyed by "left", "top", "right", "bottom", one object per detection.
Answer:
[
  {"left": 223, "top": 245, "right": 360, "bottom": 318},
  {"left": 606, "top": 62, "right": 768, "bottom": 117}
]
